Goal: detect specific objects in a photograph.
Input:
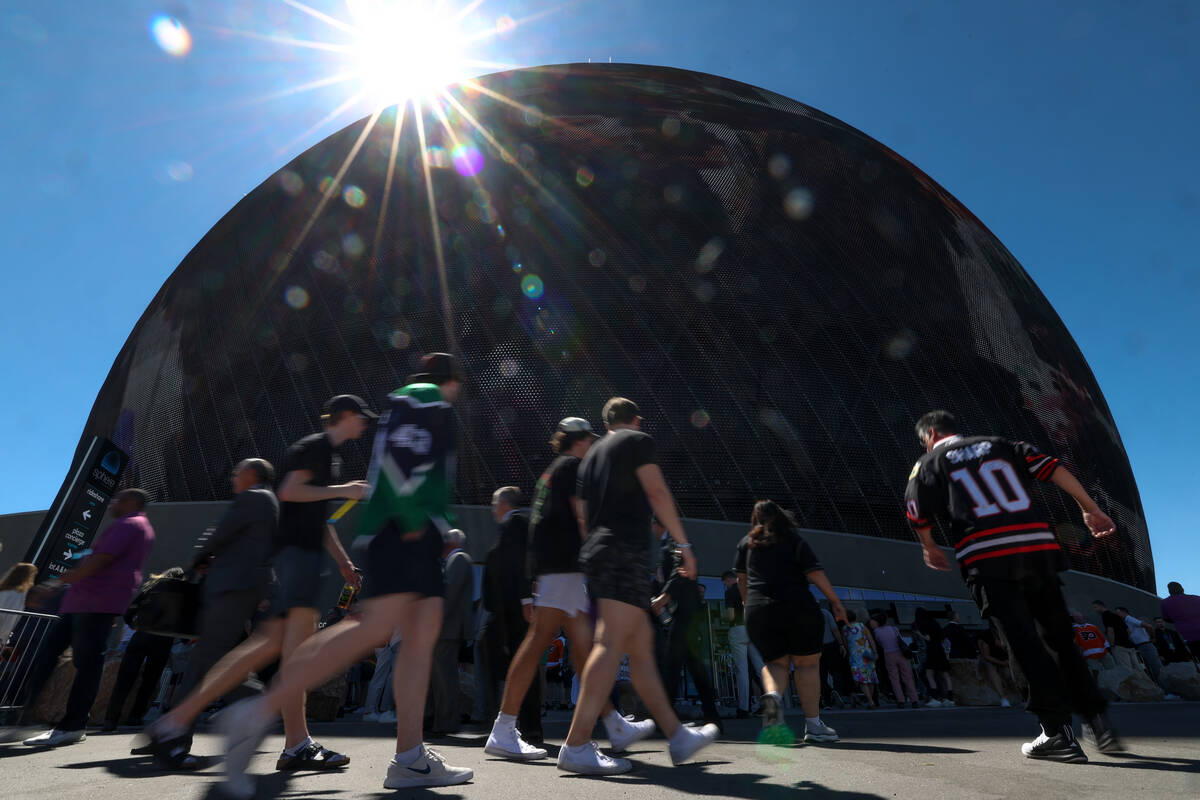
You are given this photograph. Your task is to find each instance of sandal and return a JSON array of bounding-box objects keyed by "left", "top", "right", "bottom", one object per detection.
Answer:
[{"left": 276, "top": 741, "right": 351, "bottom": 771}]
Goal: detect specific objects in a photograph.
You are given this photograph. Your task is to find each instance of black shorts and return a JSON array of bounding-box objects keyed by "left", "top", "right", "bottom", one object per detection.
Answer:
[
  {"left": 579, "top": 529, "right": 651, "bottom": 611},
  {"left": 745, "top": 602, "right": 823, "bottom": 662},
  {"left": 355, "top": 520, "right": 445, "bottom": 600},
  {"left": 268, "top": 546, "right": 323, "bottom": 616}
]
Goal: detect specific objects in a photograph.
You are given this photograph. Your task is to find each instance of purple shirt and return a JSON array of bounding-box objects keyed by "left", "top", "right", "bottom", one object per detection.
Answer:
[
  {"left": 874, "top": 624, "right": 903, "bottom": 653},
  {"left": 61, "top": 512, "right": 155, "bottom": 615},
  {"left": 1162, "top": 593, "right": 1200, "bottom": 642}
]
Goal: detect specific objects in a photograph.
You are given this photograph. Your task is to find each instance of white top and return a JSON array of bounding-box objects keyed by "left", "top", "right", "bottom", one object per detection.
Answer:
[
  {"left": 1125, "top": 614, "right": 1151, "bottom": 646},
  {"left": 0, "top": 589, "right": 29, "bottom": 643}
]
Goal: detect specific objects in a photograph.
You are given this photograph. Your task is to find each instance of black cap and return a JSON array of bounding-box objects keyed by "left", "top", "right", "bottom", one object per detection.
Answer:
[
  {"left": 322, "top": 394, "right": 378, "bottom": 420},
  {"left": 406, "top": 352, "right": 464, "bottom": 385}
]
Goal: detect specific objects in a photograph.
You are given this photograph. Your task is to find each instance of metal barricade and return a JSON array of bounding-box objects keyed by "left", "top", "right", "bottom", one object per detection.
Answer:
[{"left": 0, "top": 609, "right": 59, "bottom": 713}]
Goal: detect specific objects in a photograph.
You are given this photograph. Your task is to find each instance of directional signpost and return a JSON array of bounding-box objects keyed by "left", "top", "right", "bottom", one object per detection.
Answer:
[{"left": 25, "top": 436, "right": 129, "bottom": 582}]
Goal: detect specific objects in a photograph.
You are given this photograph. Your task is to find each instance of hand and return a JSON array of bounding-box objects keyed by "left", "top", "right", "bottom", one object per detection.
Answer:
[
  {"left": 651, "top": 594, "right": 668, "bottom": 615},
  {"left": 343, "top": 481, "right": 368, "bottom": 500},
  {"left": 522, "top": 603, "right": 533, "bottom": 624},
  {"left": 340, "top": 562, "right": 362, "bottom": 589},
  {"left": 830, "top": 600, "right": 849, "bottom": 625},
  {"left": 1083, "top": 509, "right": 1116, "bottom": 539},
  {"left": 922, "top": 544, "right": 952, "bottom": 571},
  {"left": 677, "top": 547, "right": 698, "bottom": 579}
]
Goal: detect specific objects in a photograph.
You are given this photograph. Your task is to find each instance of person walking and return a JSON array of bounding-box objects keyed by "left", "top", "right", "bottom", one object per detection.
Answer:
[
  {"left": 1092, "top": 600, "right": 1139, "bottom": 672},
  {"left": 733, "top": 499, "right": 846, "bottom": 744},
  {"left": 721, "top": 569, "right": 764, "bottom": 718},
  {"left": 872, "top": 614, "right": 920, "bottom": 708},
  {"left": 428, "top": 528, "right": 473, "bottom": 734},
  {"left": 653, "top": 542, "right": 722, "bottom": 730},
  {"left": 559, "top": 397, "right": 718, "bottom": 775},
  {"left": 1161, "top": 582, "right": 1200, "bottom": 662},
  {"left": 1116, "top": 607, "right": 1168, "bottom": 689},
  {"left": 486, "top": 418, "right": 652, "bottom": 762},
  {"left": 904, "top": 410, "right": 1121, "bottom": 762},
  {"left": 22, "top": 489, "right": 155, "bottom": 747},
  {"left": 215, "top": 353, "right": 473, "bottom": 797}
]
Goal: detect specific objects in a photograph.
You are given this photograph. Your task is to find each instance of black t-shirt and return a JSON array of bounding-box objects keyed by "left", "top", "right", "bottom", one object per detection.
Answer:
[
  {"left": 577, "top": 429, "right": 655, "bottom": 550},
  {"left": 528, "top": 455, "right": 583, "bottom": 576},
  {"left": 725, "top": 583, "right": 745, "bottom": 626},
  {"left": 277, "top": 432, "right": 338, "bottom": 551},
  {"left": 733, "top": 532, "right": 822, "bottom": 609},
  {"left": 905, "top": 435, "right": 1066, "bottom": 580},
  {"left": 1102, "top": 609, "right": 1133, "bottom": 648}
]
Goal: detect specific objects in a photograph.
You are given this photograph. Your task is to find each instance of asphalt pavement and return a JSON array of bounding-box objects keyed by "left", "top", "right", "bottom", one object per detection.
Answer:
[{"left": 1, "top": 702, "right": 1197, "bottom": 799}]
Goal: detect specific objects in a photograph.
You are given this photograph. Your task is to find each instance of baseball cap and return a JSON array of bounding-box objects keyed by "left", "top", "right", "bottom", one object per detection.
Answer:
[
  {"left": 323, "top": 394, "right": 378, "bottom": 419},
  {"left": 557, "top": 417, "right": 599, "bottom": 438},
  {"left": 406, "top": 352, "right": 464, "bottom": 385}
]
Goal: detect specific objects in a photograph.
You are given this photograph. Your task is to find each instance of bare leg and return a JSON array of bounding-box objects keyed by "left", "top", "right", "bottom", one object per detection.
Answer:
[
  {"left": 159, "top": 620, "right": 285, "bottom": 729},
  {"left": 392, "top": 596, "right": 443, "bottom": 753},
  {"left": 789, "top": 654, "right": 821, "bottom": 718},
  {"left": 861, "top": 682, "right": 876, "bottom": 705},
  {"left": 279, "top": 607, "right": 318, "bottom": 749},
  {"left": 623, "top": 611, "right": 683, "bottom": 739},
  {"left": 560, "top": 611, "right": 618, "bottom": 717},
  {"left": 499, "top": 607, "right": 567, "bottom": 716},
  {"left": 761, "top": 657, "right": 789, "bottom": 696},
  {"left": 565, "top": 600, "right": 652, "bottom": 746}
]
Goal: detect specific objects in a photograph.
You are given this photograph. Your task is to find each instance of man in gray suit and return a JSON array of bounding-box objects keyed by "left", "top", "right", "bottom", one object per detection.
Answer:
[
  {"left": 145, "top": 458, "right": 278, "bottom": 766},
  {"left": 428, "top": 528, "right": 473, "bottom": 734}
]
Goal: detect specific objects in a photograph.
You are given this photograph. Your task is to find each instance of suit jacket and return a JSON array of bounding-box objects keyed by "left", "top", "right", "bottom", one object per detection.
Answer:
[
  {"left": 440, "top": 549, "right": 474, "bottom": 641},
  {"left": 193, "top": 485, "right": 279, "bottom": 595},
  {"left": 482, "top": 510, "right": 529, "bottom": 645}
]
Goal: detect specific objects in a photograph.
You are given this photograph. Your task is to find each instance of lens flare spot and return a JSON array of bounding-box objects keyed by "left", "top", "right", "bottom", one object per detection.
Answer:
[
  {"left": 755, "top": 724, "right": 796, "bottom": 760},
  {"left": 312, "top": 250, "right": 337, "bottom": 272},
  {"left": 661, "top": 117, "right": 681, "bottom": 138},
  {"left": 588, "top": 248, "right": 606, "bottom": 267},
  {"left": 768, "top": 154, "right": 791, "bottom": 180},
  {"left": 342, "top": 232, "right": 365, "bottom": 258},
  {"left": 452, "top": 144, "right": 484, "bottom": 176},
  {"left": 166, "top": 160, "right": 193, "bottom": 182},
  {"left": 784, "top": 188, "right": 814, "bottom": 219},
  {"left": 496, "top": 15, "right": 516, "bottom": 34},
  {"left": 499, "top": 358, "right": 519, "bottom": 377},
  {"left": 629, "top": 275, "right": 647, "bottom": 292},
  {"left": 576, "top": 166, "right": 595, "bottom": 187},
  {"left": 521, "top": 274, "right": 544, "bottom": 299},
  {"left": 319, "top": 176, "right": 335, "bottom": 194},
  {"left": 285, "top": 286, "right": 310, "bottom": 309},
  {"left": 389, "top": 329, "right": 411, "bottom": 349},
  {"left": 343, "top": 185, "right": 366, "bottom": 208},
  {"left": 690, "top": 410, "right": 711, "bottom": 428},
  {"left": 512, "top": 262, "right": 523, "bottom": 273},
  {"left": 426, "top": 146, "right": 449, "bottom": 168},
  {"left": 149, "top": 14, "right": 192, "bottom": 57},
  {"left": 887, "top": 330, "right": 917, "bottom": 360},
  {"left": 278, "top": 170, "right": 303, "bottom": 195},
  {"left": 695, "top": 238, "right": 725, "bottom": 273}
]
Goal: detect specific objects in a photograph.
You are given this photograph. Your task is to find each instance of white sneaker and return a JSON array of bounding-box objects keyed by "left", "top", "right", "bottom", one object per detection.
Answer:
[
  {"left": 23, "top": 728, "right": 85, "bottom": 747},
  {"left": 219, "top": 698, "right": 272, "bottom": 800},
  {"left": 924, "top": 698, "right": 943, "bottom": 708},
  {"left": 605, "top": 715, "right": 656, "bottom": 752},
  {"left": 384, "top": 745, "right": 474, "bottom": 788},
  {"left": 1000, "top": 698, "right": 1012, "bottom": 708},
  {"left": 556, "top": 740, "right": 632, "bottom": 775},
  {"left": 377, "top": 710, "right": 397, "bottom": 723},
  {"left": 1164, "top": 693, "right": 1181, "bottom": 701},
  {"left": 362, "top": 711, "right": 380, "bottom": 722},
  {"left": 484, "top": 724, "right": 548, "bottom": 761},
  {"left": 803, "top": 719, "right": 839, "bottom": 743},
  {"left": 668, "top": 723, "right": 719, "bottom": 765}
]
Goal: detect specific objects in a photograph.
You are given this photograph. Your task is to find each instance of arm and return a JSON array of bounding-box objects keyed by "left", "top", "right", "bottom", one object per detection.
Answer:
[
  {"left": 61, "top": 552, "right": 116, "bottom": 584},
  {"left": 192, "top": 494, "right": 251, "bottom": 565},
  {"left": 736, "top": 572, "right": 748, "bottom": 605},
  {"left": 323, "top": 524, "right": 360, "bottom": 587},
  {"left": 912, "top": 525, "right": 951, "bottom": 571},
  {"left": 277, "top": 468, "right": 366, "bottom": 503},
  {"left": 572, "top": 496, "right": 588, "bottom": 541},
  {"left": 635, "top": 463, "right": 697, "bottom": 578},
  {"left": 1047, "top": 467, "right": 1115, "bottom": 537},
  {"left": 806, "top": 569, "right": 847, "bottom": 624}
]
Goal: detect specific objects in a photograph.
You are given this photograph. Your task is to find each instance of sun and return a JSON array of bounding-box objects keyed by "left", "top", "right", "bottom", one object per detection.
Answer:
[{"left": 346, "top": 0, "right": 473, "bottom": 108}]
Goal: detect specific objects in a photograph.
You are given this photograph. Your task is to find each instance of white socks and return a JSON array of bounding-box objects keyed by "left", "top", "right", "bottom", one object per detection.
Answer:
[
  {"left": 495, "top": 711, "right": 517, "bottom": 728},
  {"left": 284, "top": 736, "right": 314, "bottom": 756},
  {"left": 805, "top": 717, "right": 821, "bottom": 728},
  {"left": 395, "top": 744, "right": 422, "bottom": 764}
]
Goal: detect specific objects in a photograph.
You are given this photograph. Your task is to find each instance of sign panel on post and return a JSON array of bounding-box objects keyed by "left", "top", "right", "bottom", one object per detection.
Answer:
[{"left": 25, "top": 436, "right": 129, "bottom": 582}]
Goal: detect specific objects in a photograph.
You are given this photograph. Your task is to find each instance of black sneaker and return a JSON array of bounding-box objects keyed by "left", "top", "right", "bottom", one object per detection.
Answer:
[
  {"left": 1084, "top": 713, "right": 1125, "bottom": 753},
  {"left": 760, "top": 693, "right": 784, "bottom": 728},
  {"left": 276, "top": 741, "right": 351, "bottom": 771},
  {"left": 1021, "top": 724, "right": 1087, "bottom": 763},
  {"left": 148, "top": 730, "right": 199, "bottom": 770}
]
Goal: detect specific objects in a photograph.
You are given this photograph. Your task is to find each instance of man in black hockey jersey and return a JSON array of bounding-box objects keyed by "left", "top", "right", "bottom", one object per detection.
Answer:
[{"left": 904, "top": 410, "right": 1121, "bottom": 763}]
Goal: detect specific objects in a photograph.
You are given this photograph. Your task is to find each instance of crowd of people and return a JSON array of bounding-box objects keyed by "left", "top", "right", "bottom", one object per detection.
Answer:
[{"left": 1, "top": 365, "right": 1198, "bottom": 794}]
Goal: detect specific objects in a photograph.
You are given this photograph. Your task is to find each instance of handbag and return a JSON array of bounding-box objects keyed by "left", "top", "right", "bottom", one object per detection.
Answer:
[{"left": 124, "top": 576, "right": 201, "bottom": 638}]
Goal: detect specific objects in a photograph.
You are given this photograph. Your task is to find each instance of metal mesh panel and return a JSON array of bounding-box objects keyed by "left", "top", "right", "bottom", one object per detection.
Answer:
[{"left": 72, "top": 63, "right": 1153, "bottom": 591}]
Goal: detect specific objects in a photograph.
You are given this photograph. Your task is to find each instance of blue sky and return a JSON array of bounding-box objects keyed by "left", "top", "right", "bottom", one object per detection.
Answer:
[{"left": 0, "top": 1, "right": 1195, "bottom": 596}]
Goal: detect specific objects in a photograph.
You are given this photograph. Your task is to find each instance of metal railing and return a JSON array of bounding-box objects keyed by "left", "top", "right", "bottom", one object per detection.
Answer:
[{"left": 0, "top": 609, "right": 59, "bottom": 712}]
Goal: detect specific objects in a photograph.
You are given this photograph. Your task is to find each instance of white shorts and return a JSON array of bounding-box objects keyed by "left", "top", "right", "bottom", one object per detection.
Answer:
[{"left": 533, "top": 572, "right": 590, "bottom": 617}]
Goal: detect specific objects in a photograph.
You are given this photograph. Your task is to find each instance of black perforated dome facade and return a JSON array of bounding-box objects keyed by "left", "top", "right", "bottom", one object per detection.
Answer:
[{"left": 70, "top": 63, "right": 1153, "bottom": 590}]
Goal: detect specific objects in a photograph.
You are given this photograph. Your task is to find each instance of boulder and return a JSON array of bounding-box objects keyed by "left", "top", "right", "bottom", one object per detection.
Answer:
[
  {"left": 28, "top": 653, "right": 125, "bottom": 724},
  {"left": 1096, "top": 665, "right": 1165, "bottom": 702},
  {"left": 1159, "top": 662, "right": 1200, "bottom": 700},
  {"left": 307, "top": 673, "right": 347, "bottom": 722},
  {"left": 946, "top": 658, "right": 1020, "bottom": 706}
]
